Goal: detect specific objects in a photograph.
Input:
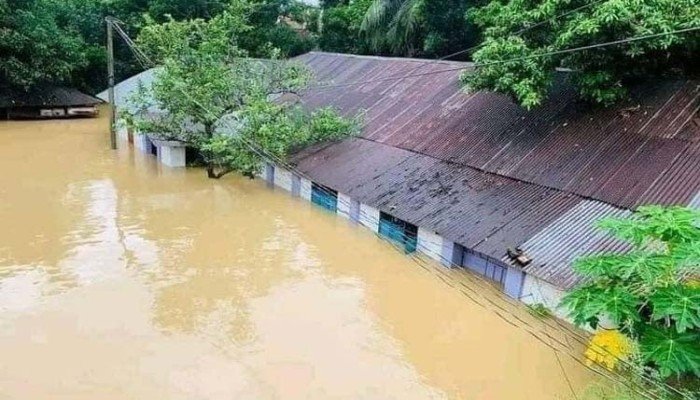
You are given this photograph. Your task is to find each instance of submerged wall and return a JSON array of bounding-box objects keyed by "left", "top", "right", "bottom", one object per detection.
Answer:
[{"left": 259, "top": 162, "right": 550, "bottom": 306}]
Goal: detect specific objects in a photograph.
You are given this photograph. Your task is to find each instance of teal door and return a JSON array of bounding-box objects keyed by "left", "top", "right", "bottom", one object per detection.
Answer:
[
  {"left": 379, "top": 212, "right": 417, "bottom": 253},
  {"left": 311, "top": 183, "right": 338, "bottom": 212}
]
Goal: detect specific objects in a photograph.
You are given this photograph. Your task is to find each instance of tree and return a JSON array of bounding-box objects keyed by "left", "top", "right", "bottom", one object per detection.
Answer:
[
  {"left": 561, "top": 206, "right": 700, "bottom": 379},
  {"left": 237, "top": 0, "right": 317, "bottom": 58},
  {"left": 131, "top": 2, "right": 356, "bottom": 179},
  {"left": 465, "top": 0, "right": 700, "bottom": 109},
  {"left": 318, "top": 0, "right": 373, "bottom": 53},
  {"left": 147, "top": 0, "right": 228, "bottom": 21},
  {"left": 0, "top": 0, "right": 87, "bottom": 90},
  {"left": 360, "top": 0, "right": 477, "bottom": 57}
]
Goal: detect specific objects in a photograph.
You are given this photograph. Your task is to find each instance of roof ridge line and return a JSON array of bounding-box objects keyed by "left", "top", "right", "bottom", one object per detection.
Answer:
[{"left": 303, "top": 51, "right": 473, "bottom": 67}]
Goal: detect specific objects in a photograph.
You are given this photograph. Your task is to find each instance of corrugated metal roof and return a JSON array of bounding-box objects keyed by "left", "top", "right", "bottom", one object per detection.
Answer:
[
  {"left": 0, "top": 86, "right": 103, "bottom": 108},
  {"left": 296, "top": 52, "right": 700, "bottom": 209},
  {"left": 502, "top": 200, "right": 633, "bottom": 289},
  {"left": 292, "top": 138, "right": 582, "bottom": 260},
  {"left": 291, "top": 52, "right": 700, "bottom": 290},
  {"left": 106, "top": 52, "right": 698, "bottom": 291}
]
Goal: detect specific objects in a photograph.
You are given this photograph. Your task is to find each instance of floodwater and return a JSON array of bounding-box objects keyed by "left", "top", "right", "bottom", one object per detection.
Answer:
[{"left": 0, "top": 110, "right": 595, "bottom": 399}]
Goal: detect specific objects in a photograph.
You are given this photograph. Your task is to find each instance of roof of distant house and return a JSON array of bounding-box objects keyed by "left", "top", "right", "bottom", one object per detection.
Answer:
[{"left": 0, "top": 86, "right": 103, "bottom": 108}]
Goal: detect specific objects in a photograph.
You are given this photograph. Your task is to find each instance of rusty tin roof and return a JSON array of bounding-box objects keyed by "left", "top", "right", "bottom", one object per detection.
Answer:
[{"left": 291, "top": 52, "right": 700, "bottom": 290}]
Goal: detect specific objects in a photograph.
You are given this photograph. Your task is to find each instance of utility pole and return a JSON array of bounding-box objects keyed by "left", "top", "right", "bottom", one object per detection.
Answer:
[{"left": 106, "top": 17, "right": 117, "bottom": 150}]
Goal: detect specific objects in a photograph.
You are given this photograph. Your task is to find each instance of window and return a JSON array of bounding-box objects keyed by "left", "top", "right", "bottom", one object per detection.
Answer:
[
  {"left": 379, "top": 212, "right": 418, "bottom": 253},
  {"left": 311, "top": 182, "right": 338, "bottom": 212}
]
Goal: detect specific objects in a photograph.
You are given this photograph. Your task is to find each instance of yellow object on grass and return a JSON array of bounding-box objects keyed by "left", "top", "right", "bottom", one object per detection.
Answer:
[{"left": 585, "top": 330, "right": 634, "bottom": 371}]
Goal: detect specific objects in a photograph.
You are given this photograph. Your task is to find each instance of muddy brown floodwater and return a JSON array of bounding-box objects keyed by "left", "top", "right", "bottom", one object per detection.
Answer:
[{"left": 0, "top": 110, "right": 597, "bottom": 399}]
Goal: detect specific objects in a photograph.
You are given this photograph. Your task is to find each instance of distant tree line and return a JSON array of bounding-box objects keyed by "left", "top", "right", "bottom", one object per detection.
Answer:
[
  {"left": 1, "top": 0, "right": 698, "bottom": 106},
  {"left": 0, "top": 0, "right": 316, "bottom": 94}
]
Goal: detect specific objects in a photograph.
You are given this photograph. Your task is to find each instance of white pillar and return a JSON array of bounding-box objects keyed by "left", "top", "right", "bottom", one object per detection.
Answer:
[
  {"left": 152, "top": 139, "right": 187, "bottom": 168},
  {"left": 359, "top": 203, "right": 380, "bottom": 232},
  {"left": 133, "top": 131, "right": 151, "bottom": 153},
  {"left": 337, "top": 192, "right": 352, "bottom": 219},
  {"left": 417, "top": 228, "right": 443, "bottom": 262},
  {"left": 520, "top": 275, "right": 569, "bottom": 320},
  {"left": 274, "top": 166, "right": 293, "bottom": 192},
  {"left": 300, "top": 178, "right": 313, "bottom": 201}
]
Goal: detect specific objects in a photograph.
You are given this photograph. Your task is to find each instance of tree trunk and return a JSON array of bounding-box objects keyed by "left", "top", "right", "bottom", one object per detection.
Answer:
[
  {"left": 207, "top": 165, "right": 217, "bottom": 179},
  {"left": 206, "top": 164, "right": 233, "bottom": 180}
]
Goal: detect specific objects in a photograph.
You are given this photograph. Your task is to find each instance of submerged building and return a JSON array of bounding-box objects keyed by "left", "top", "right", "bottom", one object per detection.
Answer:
[
  {"left": 106, "top": 52, "right": 700, "bottom": 316},
  {"left": 0, "top": 86, "right": 102, "bottom": 120}
]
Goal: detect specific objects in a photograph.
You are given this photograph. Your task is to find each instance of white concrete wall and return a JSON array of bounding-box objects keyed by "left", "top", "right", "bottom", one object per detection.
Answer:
[
  {"left": 134, "top": 131, "right": 150, "bottom": 153},
  {"left": 520, "top": 274, "right": 569, "bottom": 319},
  {"left": 417, "top": 228, "right": 444, "bottom": 263},
  {"left": 255, "top": 164, "right": 266, "bottom": 180},
  {"left": 274, "top": 166, "right": 293, "bottom": 192},
  {"left": 300, "top": 178, "right": 313, "bottom": 201},
  {"left": 337, "top": 192, "right": 352, "bottom": 219},
  {"left": 359, "top": 203, "right": 380, "bottom": 232},
  {"left": 157, "top": 145, "right": 186, "bottom": 168}
]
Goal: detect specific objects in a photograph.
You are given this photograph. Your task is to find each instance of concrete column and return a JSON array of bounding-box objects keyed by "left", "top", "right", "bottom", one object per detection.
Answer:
[
  {"left": 349, "top": 199, "right": 360, "bottom": 223},
  {"left": 417, "top": 228, "right": 443, "bottom": 263},
  {"left": 152, "top": 139, "right": 187, "bottom": 168},
  {"left": 291, "top": 175, "right": 301, "bottom": 197},
  {"left": 337, "top": 193, "right": 352, "bottom": 220},
  {"left": 274, "top": 166, "right": 293, "bottom": 192},
  {"left": 265, "top": 163, "right": 275, "bottom": 186},
  {"left": 359, "top": 203, "right": 380, "bottom": 232},
  {"left": 441, "top": 239, "right": 459, "bottom": 268},
  {"left": 133, "top": 131, "right": 151, "bottom": 153},
  {"left": 300, "top": 178, "right": 312, "bottom": 201},
  {"left": 520, "top": 275, "right": 568, "bottom": 319},
  {"left": 503, "top": 266, "right": 525, "bottom": 299}
]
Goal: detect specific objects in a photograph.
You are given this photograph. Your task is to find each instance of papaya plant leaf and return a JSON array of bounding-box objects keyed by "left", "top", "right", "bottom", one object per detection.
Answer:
[
  {"left": 639, "top": 327, "right": 700, "bottom": 378},
  {"left": 650, "top": 285, "right": 700, "bottom": 333}
]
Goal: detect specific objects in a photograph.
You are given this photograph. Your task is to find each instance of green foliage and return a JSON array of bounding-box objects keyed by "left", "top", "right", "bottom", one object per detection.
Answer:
[
  {"left": 0, "top": 0, "right": 88, "bottom": 90},
  {"left": 318, "top": 0, "right": 373, "bottom": 53},
  {"left": 465, "top": 0, "right": 700, "bottom": 109},
  {"left": 130, "top": 3, "right": 356, "bottom": 179},
  {"left": 640, "top": 327, "right": 700, "bottom": 378},
  {"left": 204, "top": 101, "right": 359, "bottom": 177},
  {"left": 360, "top": 0, "right": 478, "bottom": 57},
  {"left": 527, "top": 303, "right": 553, "bottom": 319},
  {"left": 147, "top": 0, "right": 228, "bottom": 21},
  {"left": 560, "top": 206, "right": 700, "bottom": 379},
  {"left": 237, "top": 0, "right": 317, "bottom": 58}
]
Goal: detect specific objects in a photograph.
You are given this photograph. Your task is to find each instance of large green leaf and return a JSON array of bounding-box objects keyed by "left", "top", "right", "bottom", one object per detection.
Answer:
[
  {"left": 650, "top": 285, "right": 700, "bottom": 333},
  {"left": 561, "top": 284, "right": 640, "bottom": 330},
  {"left": 639, "top": 327, "right": 700, "bottom": 378}
]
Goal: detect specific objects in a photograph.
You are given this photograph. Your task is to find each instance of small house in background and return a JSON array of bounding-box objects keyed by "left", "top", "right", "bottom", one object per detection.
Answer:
[{"left": 0, "top": 87, "right": 102, "bottom": 120}]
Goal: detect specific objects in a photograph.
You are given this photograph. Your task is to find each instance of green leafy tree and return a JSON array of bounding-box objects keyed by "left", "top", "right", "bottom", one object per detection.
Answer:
[
  {"left": 131, "top": 2, "right": 356, "bottom": 179},
  {"left": 0, "top": 0, "right": 88, "bottom": 90},
  {"left": 561, "top": 206, "right": 700, "bottom": 379},
  {"left": 360, "top": 0, "right": 477, "bottom": 57},
  {"left": 318, "top": 0, "right": 373, "bottom": 53},
  {"left": 147, "top": 0, "right": 228, "bottom": 21},
  {"left": 465, "top": 0, "right": 700, "bottom": 109},
  {"left": 238, "top": 0, "right": 317, "bottom": 58}
]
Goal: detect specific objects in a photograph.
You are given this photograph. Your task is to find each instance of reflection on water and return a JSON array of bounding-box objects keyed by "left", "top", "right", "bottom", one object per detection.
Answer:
[{"left": 0, "top": 111, "right": 594, "bottom": 399}]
